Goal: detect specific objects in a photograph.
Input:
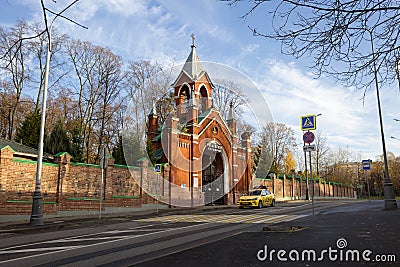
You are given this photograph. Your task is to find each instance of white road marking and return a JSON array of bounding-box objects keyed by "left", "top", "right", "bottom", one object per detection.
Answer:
[
  {"left": 0, "top": 221, "right": 217, "bottom": 264},
  {"left": 0, "top": 213, "right": 307, "bottom": 265},
  {"left": 134, "top": 213, "right": 308, "bottom": 224}
]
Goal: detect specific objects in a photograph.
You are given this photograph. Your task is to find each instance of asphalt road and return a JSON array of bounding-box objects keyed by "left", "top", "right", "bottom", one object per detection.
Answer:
[{"left": 0, "top": 200, "right": 398, "bottom": 267}]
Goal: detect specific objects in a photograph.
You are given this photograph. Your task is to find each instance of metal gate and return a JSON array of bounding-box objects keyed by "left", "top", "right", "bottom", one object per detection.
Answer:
[
  {"left": 202, "top": 142, "right": 225, "bottom": 205},
  {"left": 202, "top": 169, "right": 224, "bottom": 205}
]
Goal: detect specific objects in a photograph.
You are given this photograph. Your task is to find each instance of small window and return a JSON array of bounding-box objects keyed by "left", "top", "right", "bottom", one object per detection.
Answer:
[{"left": 266, "top": 190, "right": 271, "bottom": 195}]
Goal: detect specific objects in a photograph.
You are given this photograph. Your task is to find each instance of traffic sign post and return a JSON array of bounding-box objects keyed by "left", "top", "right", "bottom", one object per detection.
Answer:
[
  {"left": 300, "top": 115, "right": 317, "bottom": 131},
  {"left": 300, "top": 114, "right": 317, "bottom": 202},
  {"left": 154, "top": 164, "right": 162, "bottom": 214},
  {"left": 362, "top": 160, "right": 371, "bottom": 171},
  {"left": 362, "top": 160, "right": 371, "bottom": 203},
  {"left": 308, "top": 149, "right": 315, "bottom": 216},
  {"left": 303, "top": 132, "right": 315, "bottom": 144},
  {"left": 303, "top": 144, "right": 316, "bottom": 152}
]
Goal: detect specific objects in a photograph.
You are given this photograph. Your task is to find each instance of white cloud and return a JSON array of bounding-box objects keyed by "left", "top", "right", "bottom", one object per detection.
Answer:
[
  {"left": 63, "top": 0, "right": 150, "bottom": 22},
  {"left": 249, "top": 59, "right": 386, "bottom": 158},
  {"left": 244, "top": 43, "right": 260, "bottom": 53},
  {"left": 103, "top": 0, "right": 148, "bottom": 17}
]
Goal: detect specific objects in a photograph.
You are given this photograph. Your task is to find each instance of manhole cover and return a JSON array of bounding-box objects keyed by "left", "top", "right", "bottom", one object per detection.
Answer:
[{"left": 262, "top": 226, "right": 305, "bottom": 232}]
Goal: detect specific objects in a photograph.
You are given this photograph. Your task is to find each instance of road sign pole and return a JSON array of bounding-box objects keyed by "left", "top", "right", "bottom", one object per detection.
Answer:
[
  {"left": 99, "top": 168, "right": 104, "bottom": 220},
  {"left": 301, "top": 115, "right": 317, "bottom": 202},
  {"left": 309, "top": 150, "right": 315, "bottom": 216},
  {"left": 156, "top": 173, "right": 159, "bottom": 215},
  {"left": 304, "top": 142, "right": 309, "bottom": 200},
  {"left": 99, "top": 147, "right": 106, "bottom": 220},
  {"left": 366, "top": 170, "right": 371, "bottom": 204}
]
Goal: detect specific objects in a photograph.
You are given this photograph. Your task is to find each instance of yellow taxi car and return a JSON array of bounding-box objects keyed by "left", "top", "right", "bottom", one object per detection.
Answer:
[{"left": 237, "top": 188, "right": 275, "bottom": 209}]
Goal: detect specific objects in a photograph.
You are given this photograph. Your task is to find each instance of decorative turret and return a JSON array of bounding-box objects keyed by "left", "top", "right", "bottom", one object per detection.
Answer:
[
  {"left": 172, "top": 34, "right": 214, "bottom": 119},
  {"left": 227, "top": 101, "right": 236, "bottom": 134},
  {"left": 147, "top": 100, "right": 158, "bottom": 139}
]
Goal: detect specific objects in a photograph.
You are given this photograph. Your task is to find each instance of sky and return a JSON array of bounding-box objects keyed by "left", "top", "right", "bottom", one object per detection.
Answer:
[{"left": 1, "top": 0, "right": 399, "bottom": 162}]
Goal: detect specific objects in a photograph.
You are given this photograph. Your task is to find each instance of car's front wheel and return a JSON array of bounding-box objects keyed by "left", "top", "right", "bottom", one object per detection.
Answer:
[
  {"left": 258, "top": 200, "right": 263, "bottom": 209},
  {"left": 270, "top": 199, "right": 275, "bottom": 207}
]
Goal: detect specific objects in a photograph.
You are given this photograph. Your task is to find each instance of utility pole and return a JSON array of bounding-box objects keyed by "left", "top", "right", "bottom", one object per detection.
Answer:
[
  {"left": 366, "top": 28, "right": 397, "bottom": 209},
  {"left": 30, "top": 0, "right": 87, "bottom": 226}
]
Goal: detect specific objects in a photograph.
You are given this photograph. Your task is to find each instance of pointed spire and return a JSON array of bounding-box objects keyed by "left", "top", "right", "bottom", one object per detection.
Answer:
[
  {"left": 227, "top": 101, "right": 236, "bottom": 135},
  {"left": 228, "top": 101, "right": 235, "bottom": 120},
  {"left": 182, "top": 34, "right": 205, "bottom": 80},
  {"left": 150, "top": 99, "right": 157, "bottom": 116}
]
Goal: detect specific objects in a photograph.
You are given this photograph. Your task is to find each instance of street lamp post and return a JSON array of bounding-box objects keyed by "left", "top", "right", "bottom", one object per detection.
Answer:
[
  {"left": 396, "top": 58, "right": 400, "bottom": 91},
  {"left": 30, "top": 20, "right": 53, "bottom": 226},
  {"left": 31, "top": 1, "right": 84, "bottom": 225},
  {"left": 367, "top": 29, "right": 397, "bottom": 210}
]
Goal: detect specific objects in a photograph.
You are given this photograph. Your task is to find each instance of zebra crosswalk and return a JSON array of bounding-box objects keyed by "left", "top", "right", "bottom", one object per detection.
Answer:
[{"left": 135, "top": 213, "right": 307, "bottom": 224}]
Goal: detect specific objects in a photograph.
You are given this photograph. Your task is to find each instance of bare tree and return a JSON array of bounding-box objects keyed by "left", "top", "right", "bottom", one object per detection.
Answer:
[
  {"left": 323, "top": 146, "right": 353, "bottom": 185},
  {"left": 0, "top": 0, "right": 86, "bottom": 143},
  {"left": 26, "top": 21, "right": 67, "bottom": 110},
  {"left": 0, "top": 21, "right": 31, "bottom": 140},
  {"left": 223, "top": 0, "right": 400, "bottom": 90},
  {"left": 313, "top": 130, "right": 330, "bottom": 176},
  {"left": 65, "top": 39, "right": 125, "bottom": 163},
  {"left": 125, "top": 60, "right": 162, "bottom": 136},
  {"left": 256, "top": 122, "right": 297, "bottom": 177},
  {"left": 124, "top": 60, "right": 175, "bottom": 148},
  {"left": 212, "top": 79, "right": 248, "bottom": 120},
  {"left": 93, "top": 47, "right": 125, "bottom": 162}
]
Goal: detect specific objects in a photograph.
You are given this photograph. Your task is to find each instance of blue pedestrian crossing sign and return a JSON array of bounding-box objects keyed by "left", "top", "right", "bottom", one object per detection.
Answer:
[
  {"left": 300, "top": 115, "right": 317, "bottom": 131},
  {"left": 155, "top": 164, "right": 162, "bottom": 174}
]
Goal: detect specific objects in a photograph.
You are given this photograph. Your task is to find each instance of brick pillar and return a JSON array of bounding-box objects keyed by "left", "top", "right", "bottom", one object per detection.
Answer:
[
  {"left": 53, "top": 152, "right": 71, "bottom": 203},
  {"left": 105, "top": 156, "right": 115, "bottom": 199},
  {"left": 271, "top": 173, "right": 276, "bottom": 195},
  {"left": 298, "top": 177, "right": 302, "bottom": 198},
  {"left": 0, "top": 146, "right": 15, "bottom": 192},
  {"left": 137, "top": 158, "right": 149, "bottom": 198}
]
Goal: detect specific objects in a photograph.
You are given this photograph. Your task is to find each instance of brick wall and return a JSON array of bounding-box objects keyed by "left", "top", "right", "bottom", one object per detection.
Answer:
[
  {"left": 0, "top": 146, "right": 355, "bottom": 215},
  {"left": 0, "top": 148, "right": 155, "bottom": 215},
  {"left": 253, "top": 174, "right": 353, "bottom": 200}
]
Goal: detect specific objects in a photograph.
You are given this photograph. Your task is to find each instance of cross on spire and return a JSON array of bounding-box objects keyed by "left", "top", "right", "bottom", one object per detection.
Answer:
[{"left": 191, "top": 33, "right": 195, "bottom": 48}]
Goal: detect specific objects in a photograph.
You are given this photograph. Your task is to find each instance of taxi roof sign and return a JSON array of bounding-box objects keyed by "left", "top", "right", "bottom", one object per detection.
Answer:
[{"left": 300, "top": 115, "right": 316, "bottom": 131}]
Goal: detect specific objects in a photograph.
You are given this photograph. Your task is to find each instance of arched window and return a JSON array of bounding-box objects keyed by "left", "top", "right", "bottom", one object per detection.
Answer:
[{"left": 199, "top": 85, "right": 209, "bottom": 112}]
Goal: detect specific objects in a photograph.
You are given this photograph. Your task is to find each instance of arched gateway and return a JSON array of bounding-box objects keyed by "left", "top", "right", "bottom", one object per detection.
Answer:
[{"left": 146, "top": 37, "right": 252, "bottom": 206}]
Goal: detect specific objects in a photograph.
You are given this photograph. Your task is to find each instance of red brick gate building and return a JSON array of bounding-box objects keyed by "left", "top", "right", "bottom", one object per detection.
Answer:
[{"left": 147, "top": 40, "right": 252, "bottom": 206}]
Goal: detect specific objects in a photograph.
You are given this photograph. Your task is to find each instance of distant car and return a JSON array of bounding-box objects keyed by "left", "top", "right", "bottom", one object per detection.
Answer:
[{"left": 237, "top": 189, "right": 275, "bottom": 209}]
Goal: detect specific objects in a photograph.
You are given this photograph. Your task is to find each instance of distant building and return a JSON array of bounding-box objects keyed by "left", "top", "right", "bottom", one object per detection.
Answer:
[{"left": 0, "top": 138, "right": 52, "bottom": 161}]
